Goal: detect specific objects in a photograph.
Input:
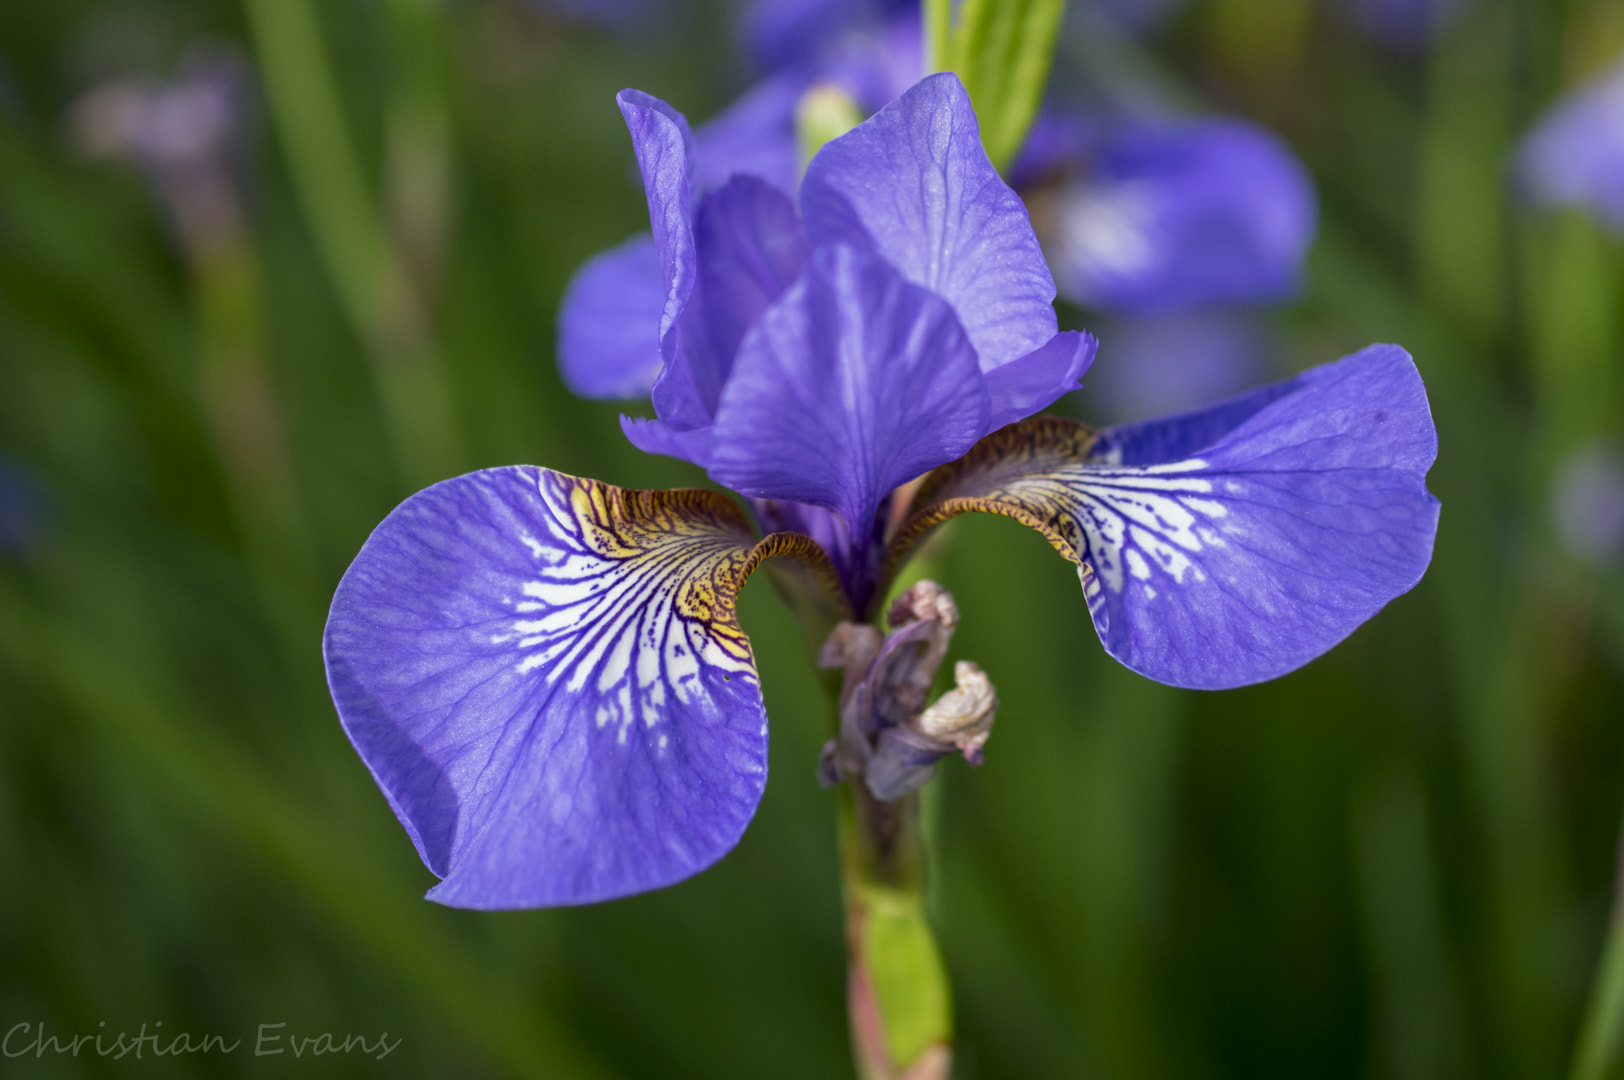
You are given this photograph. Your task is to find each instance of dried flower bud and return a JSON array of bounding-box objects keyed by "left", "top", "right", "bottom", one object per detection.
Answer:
[{"left": 819, "top": 581, "right": 998, "bottom": 800}]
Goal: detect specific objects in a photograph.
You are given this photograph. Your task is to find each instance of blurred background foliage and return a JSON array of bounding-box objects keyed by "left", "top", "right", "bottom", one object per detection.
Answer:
[{"left": 1, "top": 0, "right": 1623, "bottom": 1077}]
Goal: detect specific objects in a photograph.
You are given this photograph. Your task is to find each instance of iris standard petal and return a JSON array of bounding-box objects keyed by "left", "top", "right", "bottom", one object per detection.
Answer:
[
  {"left": 892, "top": 344, "right": 1439, "bottom": 689},
  {"left": 983, "top": 330, "right": 1098, "bottom": 431},
  {"left": 557, "top": 233, "right": 665, "bottom": 399},
  {"left": 801, "top": 72, "right": 1060, "bottom": 370},
  {"left": 709, "top": 244, "right": 990, "bottom": 563},
  {"left": 1051, "top": 118, "right": 1316, "bottom": 315},
  {"left": 695, "top": 175, "right": 808, "bottom": 374},
  {"left": 617, "top": 89, "right": 697, "bottom": 345},
  {"left": 617, "top": 89, "right": 719, "bottom": 431},
  {"left": 325, "top": 467, "right": 776, "bottom": 908}
]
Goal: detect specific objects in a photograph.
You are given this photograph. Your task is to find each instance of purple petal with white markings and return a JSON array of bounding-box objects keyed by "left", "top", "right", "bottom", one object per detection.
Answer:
[
  {"left": 801, "top": 73, "right": 1060, "bottom": 370},
  {"left": 897, "top": 344, "right": 1439, "bottom": 689},
  {"left": 557, "top": 233, "right": 664, "bottom": 399},
  {"left": 709, "top": 244, "right": 990, "bottom": 567},
  {"left": 324, "top": 467, "right": 771, "bottom": 908}
]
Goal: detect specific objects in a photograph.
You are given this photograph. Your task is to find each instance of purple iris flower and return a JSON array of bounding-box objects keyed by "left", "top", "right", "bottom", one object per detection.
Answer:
[
  {"left": 325, "top": 73, "right": 1439, "bottom": 910},
  {"left": 1517, "top": 55, "right": 1624, "bottom": 233},
  {"left": 1027, "top": 114, "right": 1317, "bottom": 315}
]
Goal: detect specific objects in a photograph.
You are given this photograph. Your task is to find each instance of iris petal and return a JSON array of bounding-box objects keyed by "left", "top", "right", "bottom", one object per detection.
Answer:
[
  {"left": 695, "top": 175, "right": 808, "bottom": 379},
  {"left": 556, "top": 233, "right": 664, "bottom": 399},
  {"left": 983, "top": 330, "right": 1098, "bottom": 431},
  {"left": 893, "top": 345, "right": 1439, "bottom": 688},
  {"left": 709, "top": 244, "right": 990, "bottom": 576},
  {"left": 325, "top": 467, "right": 803, "bottom": 908},
  {"left": 801, "top": 72, "right": 1060, "bottom": 370},
  {"left": 617, "top": 89, "right": 715, "bottom": 430}
]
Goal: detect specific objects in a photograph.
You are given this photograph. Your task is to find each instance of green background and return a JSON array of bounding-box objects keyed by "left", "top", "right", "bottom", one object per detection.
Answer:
[{"left": 1, "top": 0, "right": 1622, "bottom": 1076}]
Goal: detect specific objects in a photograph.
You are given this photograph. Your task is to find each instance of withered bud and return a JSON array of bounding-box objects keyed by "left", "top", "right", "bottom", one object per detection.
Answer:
[
  {"left": 887, "top": 579, "right": 958, "bottom": 630},
  {"left": 917, "top": 661, "right": 998, "bottom": 759}
]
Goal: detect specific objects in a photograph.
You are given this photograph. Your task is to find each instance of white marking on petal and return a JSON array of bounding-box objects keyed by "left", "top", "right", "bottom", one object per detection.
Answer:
[{"left": 494, "top": 474, "right": 759, "bottom": 749}]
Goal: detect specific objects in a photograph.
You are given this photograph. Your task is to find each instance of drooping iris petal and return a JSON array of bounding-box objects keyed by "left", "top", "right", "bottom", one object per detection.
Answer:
[
  {"left": 556, "top": 233, "right": 665, "bottom": 399},
  {"left": 801, "top": 72, "right": 1060, "bottom": 370},
  {"left": 1517, "top": 58, "right": 1624, "bottom": 233},
  {"left": 893, "top": 344, "right": 1439, "bottom": 689},
  {"left": 1050, "top": 118, "right": 1316, "bottom": 315},
  {"left": 695, "top": 175, "right": 808, "bottom": 375},
  {"left": 325, "top": 467, "right": 781, "bottom": 908},
  {"left": 709, "top": 244, "right": 991, "bottom": 562},
  {"left": 983, "top": 330, "right": 1098, "bottom": 431}
]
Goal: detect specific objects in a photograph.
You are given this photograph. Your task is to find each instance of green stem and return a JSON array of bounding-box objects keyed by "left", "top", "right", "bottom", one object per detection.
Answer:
[
  {"left": 1568, "top": 820, "right": 1624, "bottom": 1080},
  {"left": 840, "top": 782, "right": 953, "bottom": 1080}
]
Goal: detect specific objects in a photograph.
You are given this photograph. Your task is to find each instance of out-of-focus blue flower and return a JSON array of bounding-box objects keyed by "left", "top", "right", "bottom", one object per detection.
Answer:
[
  {"left": 1029, "top": 114, "right": 1318, "bottom": 315},
  {"left": 0, "top": 459, "right": 49, "bottom": 558},
  {"left": 1332, "top": 0, "right": 1474, "bottom": 51},
  {"left": 325, "top": 75, "right": 1438, "bottom": 912},
  {"left": 70, "top": 51, "right": 249, "bottom": 256},
  {"left": 1517, "top": 56, "right": 1624, "bottom": 233},
  {"left": 690, "top": 0, "right": 921, "bottom": 197},
  {"left": 1085, "top": 310, "right": 1272, "bottom": 423},
  {"left": 1553, "top": 441, "right": 1624, "bottom": 564}
]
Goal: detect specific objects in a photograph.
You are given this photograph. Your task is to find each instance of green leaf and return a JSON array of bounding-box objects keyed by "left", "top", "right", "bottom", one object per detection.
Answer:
[{"left": 925, "top": 0, "right": 1068, "bottom": 173}]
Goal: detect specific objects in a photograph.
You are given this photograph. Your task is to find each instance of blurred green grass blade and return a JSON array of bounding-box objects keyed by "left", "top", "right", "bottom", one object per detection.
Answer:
[
  {"left": 1570, "top": 897, "right": 1624, "bottom": 1080},
  {"left": 242, "top": 0, "right": 461, "bottom": 488},
  {"left": 0, "top": 577, "right": 615, "bottom": 1080},
  {"left": 241, "top": 0, "right": 385, "bottom": 331}
]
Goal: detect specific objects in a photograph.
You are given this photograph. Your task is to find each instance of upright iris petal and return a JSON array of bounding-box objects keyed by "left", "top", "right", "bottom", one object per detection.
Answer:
[{"left": 801, "top": 73, "right": 1062, "bottom": 370}]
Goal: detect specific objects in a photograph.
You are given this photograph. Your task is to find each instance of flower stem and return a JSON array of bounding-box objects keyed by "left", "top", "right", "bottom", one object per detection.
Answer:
[
  {"left": 1567, "top": 811, "right": 1624, "bottom": 1080},
  {"left": 839, "top": 781, "right": 952, "bottom": 1080}
]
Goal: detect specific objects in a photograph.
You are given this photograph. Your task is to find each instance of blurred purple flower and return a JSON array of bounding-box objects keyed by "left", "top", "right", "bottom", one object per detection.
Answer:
[
  {"left": 70, "top": 51, "right": 249, "bottom": 257},
  {"left": 0, "top": 459, "right": 49, "bottom": 558},
  {"left": 1517, "top": 56, "right": 1624, "bottom": 233},
  {"left": 1332, "top": 0, "right": 1473, "bottom": 51},
  {"left": 1085, "top": 310, "right": 1271, "bottom": 424},
  {"left": 742, "top": 0, "right": 915, "bottom": 72},
  {"left": 325, "top": 74, "right": 1438, "bottom": 910},
  {"left": 688, "top": 0, "right": 921, "bottom": 196},
  {"left": 1552, "top": 441, "right": 1624, "bottom": 564},
  {"left": 1033, "top": 115, "right": 1317, "bottom": 315}
]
